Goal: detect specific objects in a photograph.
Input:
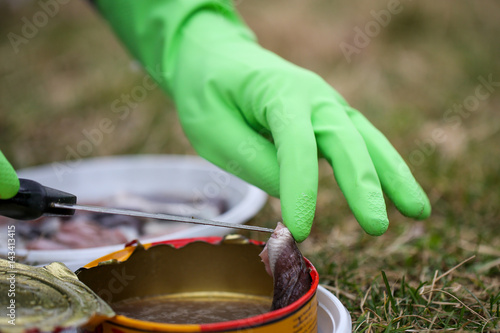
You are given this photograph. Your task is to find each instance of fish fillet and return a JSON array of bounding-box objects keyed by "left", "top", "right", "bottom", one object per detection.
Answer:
[{"left": 259, "top": 222, "right": 312, "bottom": 310}]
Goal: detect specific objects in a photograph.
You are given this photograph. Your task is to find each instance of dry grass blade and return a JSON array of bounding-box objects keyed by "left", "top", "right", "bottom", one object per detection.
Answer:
[
  {"left": 422, "top": 289, "right": 488, "bottom": 322},
  {"left": 393, "top": 314, "right": 437, "bottom": 325},
  {"left": 435, "top": 255, "right": 476, "bottom": 283},
  {"left": 360, "top": 285, "right": 372, "bottom": 314},
  {"left": 426, "top": 314, "right": 438, "bottom": 332},
  {"left": 364, "top": 307, "right": 383, "bottom": 322},
  {"left": 482, "top": 317, "right": 500, "bottom": 333},
  {"left": 427, "top": 270, "right": 439, "bottom": 305}
]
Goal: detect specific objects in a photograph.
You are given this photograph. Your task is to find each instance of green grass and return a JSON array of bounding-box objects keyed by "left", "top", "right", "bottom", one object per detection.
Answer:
[{"left": 1, "top": 1, "right": 499, "bottom": 331}]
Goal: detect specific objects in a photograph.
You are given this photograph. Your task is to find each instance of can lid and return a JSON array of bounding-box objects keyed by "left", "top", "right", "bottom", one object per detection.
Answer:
[{"left": 0, "top": 259, "right": 115, "bottom": 333}]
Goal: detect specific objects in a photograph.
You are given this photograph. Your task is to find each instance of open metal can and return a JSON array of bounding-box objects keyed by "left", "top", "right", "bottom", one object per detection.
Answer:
[{"left": 77, "top": 236, "right": 319, "bottom": 333}]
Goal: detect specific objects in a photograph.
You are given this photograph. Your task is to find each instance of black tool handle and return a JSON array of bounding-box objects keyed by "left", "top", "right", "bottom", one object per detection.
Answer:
[{"left": 0, "top": 179, "right": 76, "bottom": 220}]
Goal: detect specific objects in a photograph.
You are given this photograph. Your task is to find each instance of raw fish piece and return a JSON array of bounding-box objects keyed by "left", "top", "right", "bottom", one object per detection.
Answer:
[{"left": 259, "top": 222, "right": 312, "bottom": 310}]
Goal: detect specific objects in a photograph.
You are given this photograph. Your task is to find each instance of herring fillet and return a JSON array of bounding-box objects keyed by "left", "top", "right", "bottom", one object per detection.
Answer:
[{"left": 259, "top": 222, "right": 312, "bottom": 310}]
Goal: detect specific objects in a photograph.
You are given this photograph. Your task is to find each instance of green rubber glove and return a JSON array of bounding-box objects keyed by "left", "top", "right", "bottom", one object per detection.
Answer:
[
  {"left": 94, "top": 0, "right": 431, "bottom": 242},
  {"left": 0, "top": 151, "right": 20, "bottom": 199}
]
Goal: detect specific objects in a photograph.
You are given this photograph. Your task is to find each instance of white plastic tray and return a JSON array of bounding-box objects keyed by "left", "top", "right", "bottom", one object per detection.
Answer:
[
  {"left": 317, "top": 285, "right": 352, "bottom": 333},
  {"left": 7, "top": 155, "right": 268, "bottom": 270}
]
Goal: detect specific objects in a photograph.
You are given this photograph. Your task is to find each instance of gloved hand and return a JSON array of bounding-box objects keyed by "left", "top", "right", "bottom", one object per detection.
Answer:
[
  {"left": 94, "top": 0, "right": 431, "bottom": 242},
  {"left": 0, "top": 151, "right": 20, "bottom": 199}
]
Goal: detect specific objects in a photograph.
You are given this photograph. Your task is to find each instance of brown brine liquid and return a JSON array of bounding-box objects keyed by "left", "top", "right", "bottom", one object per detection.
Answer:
[{"left": 111, "top": 292, "right": 272, "bottom": 324}]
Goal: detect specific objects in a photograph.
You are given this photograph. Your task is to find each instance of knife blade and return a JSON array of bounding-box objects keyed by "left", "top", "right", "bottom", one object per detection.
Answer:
[
  {"left": 0, "top": 178, "right": 274, "bottom": 233},
  {"left": 51, "top": 202, "right": 274, "bottom": 233}
]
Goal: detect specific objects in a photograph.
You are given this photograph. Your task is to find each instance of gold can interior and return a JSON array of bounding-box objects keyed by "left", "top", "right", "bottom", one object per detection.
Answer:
[{"left": 76, "top": 237, "right": 275, "bottom": 324}]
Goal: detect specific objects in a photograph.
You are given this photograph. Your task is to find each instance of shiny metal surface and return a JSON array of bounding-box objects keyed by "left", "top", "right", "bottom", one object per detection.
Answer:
[{"left": 51, "top": 202, "right": 274, "bottom": 233}]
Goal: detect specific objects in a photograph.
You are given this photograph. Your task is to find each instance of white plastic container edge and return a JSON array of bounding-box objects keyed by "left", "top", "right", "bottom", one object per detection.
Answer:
[
  {"left": 8, "top": 155, "right": 268, "bottom": 270},
  {"left": 317, "top": 285, "right": 352, "bottom": 333}
]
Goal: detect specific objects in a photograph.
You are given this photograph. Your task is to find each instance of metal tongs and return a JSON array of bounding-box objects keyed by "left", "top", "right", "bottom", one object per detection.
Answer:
[{"left": 0, "top": 179, "right": 274, "bottom": 233}]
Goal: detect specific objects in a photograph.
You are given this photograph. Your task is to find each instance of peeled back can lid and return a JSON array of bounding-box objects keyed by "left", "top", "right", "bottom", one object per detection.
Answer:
[{"left": 0, "top": 258, "right": 115, "bottom": 332}]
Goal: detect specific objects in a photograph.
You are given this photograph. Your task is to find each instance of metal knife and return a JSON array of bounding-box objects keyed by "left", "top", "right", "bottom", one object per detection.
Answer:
[{"left": 0, "top": 179, "right": 274, "bottom": 233}]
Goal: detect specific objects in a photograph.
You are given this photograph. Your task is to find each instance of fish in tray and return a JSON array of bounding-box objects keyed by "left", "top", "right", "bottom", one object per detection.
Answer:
[
  {"left": 0, "top": 192, "right": 226, "bottom": 250},
  {"left": 259, "top": 222, "right": 312, "bottom": 310}
]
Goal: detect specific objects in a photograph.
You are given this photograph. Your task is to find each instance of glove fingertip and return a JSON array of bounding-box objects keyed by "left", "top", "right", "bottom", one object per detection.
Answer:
[
  {"left": 362, "top": 218, "right": 389, "bottom": 236},
  {"left": 282, "top": 192, "right": 316, "bottom": 243},
  {"left": 419, "top": 202, "right": 432, "bottom": 219},
  {"left": 352, "top": 190, "right": 389, "bottom": 236},
  {"left": 356, "top": 208, "right": 389, "bottom": 236},
  {"left": 0, "top": 161, "right": 20, "bottom": 200},
  {"left": 412, "top": 199, "right": 431, "bottom": 220},
  {"left": 287, "top": 223, "right": 311, "bottom": 243},
  {"left": 394, "top": 185, "right": 432, "bottom": 220},
  {"left": 2, "top": 182, "right": 20, "bottom": 200}
]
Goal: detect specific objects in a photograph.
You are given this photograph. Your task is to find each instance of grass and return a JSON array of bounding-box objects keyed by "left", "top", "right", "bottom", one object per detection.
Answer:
[{"left": 1, "top": 0, "right": 499, "bottom": 331}]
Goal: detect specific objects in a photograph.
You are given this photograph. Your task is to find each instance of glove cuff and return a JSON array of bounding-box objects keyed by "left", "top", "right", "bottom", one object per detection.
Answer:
[{"left": 93, "top": 0, "right": 255, "bottom": 94}]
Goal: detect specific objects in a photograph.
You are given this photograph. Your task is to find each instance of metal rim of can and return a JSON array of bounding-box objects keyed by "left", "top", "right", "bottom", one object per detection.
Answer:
[{"left": 82, "top": 237, "right": 320, "bottom": 332}]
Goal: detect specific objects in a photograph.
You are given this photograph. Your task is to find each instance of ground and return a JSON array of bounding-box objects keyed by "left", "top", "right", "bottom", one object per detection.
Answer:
[{"left": 0, "top": 1, "right": 499, "bottom": 331}]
